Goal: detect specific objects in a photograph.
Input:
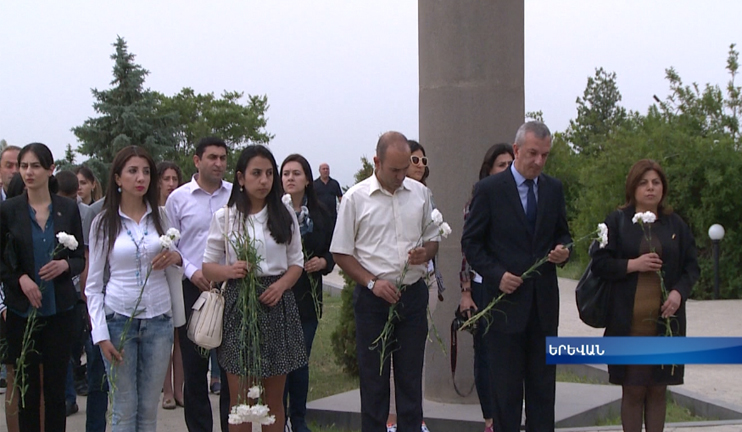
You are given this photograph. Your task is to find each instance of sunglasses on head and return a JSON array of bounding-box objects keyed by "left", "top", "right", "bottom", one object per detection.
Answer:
[{"left": 411, "top": 155, "right": 428, "bottom": 166}]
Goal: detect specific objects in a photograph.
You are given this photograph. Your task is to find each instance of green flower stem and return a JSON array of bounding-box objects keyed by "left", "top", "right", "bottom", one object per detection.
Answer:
[
  {"left": 229, "top": 216, "right": 265, "bottom": 405},
  {"left": 14, "top": 242, "right": 68, "bottom": 408},
  {"left": 460, "top": 229, "right": 599, "bottom": 333}
]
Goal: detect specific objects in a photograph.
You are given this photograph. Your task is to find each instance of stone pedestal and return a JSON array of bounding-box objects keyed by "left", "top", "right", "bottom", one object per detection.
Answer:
[{"left": 419, "top": 0, "right": 525, "bottom": 404}]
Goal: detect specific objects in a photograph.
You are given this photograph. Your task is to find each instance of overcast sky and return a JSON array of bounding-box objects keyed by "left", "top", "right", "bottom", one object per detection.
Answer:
[{"left": 1, "top": 1, "right": 740, "bottom": 187}]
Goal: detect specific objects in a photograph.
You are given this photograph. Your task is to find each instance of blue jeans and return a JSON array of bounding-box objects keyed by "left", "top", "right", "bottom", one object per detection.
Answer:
[
  {"left": 86, "top": 335, "right": 108, "bottom": 432},
  {"left": 66, "top": 361, "right": 77, "bottom": 405},
  {"left": 210, "top": 349, "right": 220, "bottom": 380},
  {"left": 104, "top": 313, "right": 173, "bottom": 432},
  {"left": 284, "top": 319, "right": 318, "bottom": 432}
]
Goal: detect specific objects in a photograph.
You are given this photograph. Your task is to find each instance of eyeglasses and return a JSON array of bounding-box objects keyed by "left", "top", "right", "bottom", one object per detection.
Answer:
[{"left": 411, "top": 155, "right": 428, "bottom": 166}]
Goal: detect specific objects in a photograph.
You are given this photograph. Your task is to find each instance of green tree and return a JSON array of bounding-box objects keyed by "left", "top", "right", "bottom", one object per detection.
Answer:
[
  {"left": 0, "top": 139, "right": 7, "bottom": 151},
  {"left": 330, "top": 156, "right": 375, "bottom": 377},
  {"left": 565, "top": 68, "right": 628, "bottom": 156},
  {"left": 73, "top": 36, "right": 178, "bottom": 188},
  {"left": 156, "top": 88, "right": 273, "bottom": 179},
  {"left": 54, "top": 144, "right": 77, "bottom": 172}
]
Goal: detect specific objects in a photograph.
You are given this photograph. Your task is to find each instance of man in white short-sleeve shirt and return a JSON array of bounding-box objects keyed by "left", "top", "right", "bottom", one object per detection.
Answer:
[
  {"left": 331, "top": 131, "right": 440, "bottom": 432},
  {"left": 165, "top": 137, "right": 232, "bottom": 432}
]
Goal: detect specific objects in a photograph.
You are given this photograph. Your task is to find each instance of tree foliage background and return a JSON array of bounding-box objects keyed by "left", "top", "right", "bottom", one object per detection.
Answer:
[
  {"left": 70, "top": 36, "right": 271, "bottom": 188},
  {"left": 544, "top": 43, "right": 742, "bottom": 299}
]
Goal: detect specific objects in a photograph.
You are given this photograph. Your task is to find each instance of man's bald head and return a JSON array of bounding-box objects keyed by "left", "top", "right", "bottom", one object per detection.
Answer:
[{"left": 376, "top": 131, "right": 410, "bottom": 163}]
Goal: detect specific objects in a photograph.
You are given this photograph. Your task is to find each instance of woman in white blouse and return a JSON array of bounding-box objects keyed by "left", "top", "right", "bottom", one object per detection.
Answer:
[
  {"left": 202, "top": 145, "right": 305, "bottom": 432},
  {"left": 85, "top": 146, "right": 184, "bottom": 432}
]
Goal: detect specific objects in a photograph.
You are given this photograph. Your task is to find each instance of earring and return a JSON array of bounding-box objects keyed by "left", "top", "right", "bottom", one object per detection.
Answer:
[
  {"left": 240, "top": 186, "right": 244, "bottom": 192},
  {"left": 117, "top": 187, "right": 121, "bottom": 193}
]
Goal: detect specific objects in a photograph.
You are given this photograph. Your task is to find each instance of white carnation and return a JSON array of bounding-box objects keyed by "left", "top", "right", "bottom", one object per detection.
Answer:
[
  {"left": 166, "top": 227, "right": 181, "bottom": 242},
  {"left": 431, "top": 209, "right": 443, "bottom": 225},
  {"left": 247, "top": 386, "right": 261, "bottom": 399},
  {"left": 632, "top": 211, "right": 656, "bottom": 225},
  {"left": 56, "top": 232, "right": 79, "bottom": 251},
  {"left": 597, "top": 223, "right": 609, "bottom": 248},
  {"left": 159, "top": 235, "right": 174, "bottom": 250},
  {"left": 282, "top": 194, "right": 293, "bottom": 207},
  {"left": 438, "top": 222, "right": 452, "bottom": 238}
]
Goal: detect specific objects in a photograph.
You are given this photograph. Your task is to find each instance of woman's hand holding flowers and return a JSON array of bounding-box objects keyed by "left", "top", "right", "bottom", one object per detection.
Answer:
[
  {"left": 38, "top": 259, "right": 70, "bottom": 281},
  {"left": 661, "top": 290, "right": 682, "bottom": 319},
  {"left": 304, "top": 256, "right": 326, "bottom": 273},
  {"left": 227, "top": 260, "right": 249, "bottom": 280},
  {"left": 19, "top": 274, "right": 43, "bottom": 308},
  {"left": 98, "top": 340, "right": 124, "bottom": 364},
  {"left": 151, "top": 250, "right": 181, "bottom": 270},
  {"left": 628, "top": 252, "right": 663, "bottom": 273}
]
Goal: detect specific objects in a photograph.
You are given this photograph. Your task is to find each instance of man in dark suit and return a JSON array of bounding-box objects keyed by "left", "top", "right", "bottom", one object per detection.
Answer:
[{"left": 462, "top": 121, "right": 572, "bottom": 432}]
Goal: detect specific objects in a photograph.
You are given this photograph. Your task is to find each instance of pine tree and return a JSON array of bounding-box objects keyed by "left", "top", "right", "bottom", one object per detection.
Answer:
[
  {"left": 54, "top": 144, "right": 77, "bottom": 172},
  {"left": 72, "top": 36, "right": 177, "bottom": 188}
]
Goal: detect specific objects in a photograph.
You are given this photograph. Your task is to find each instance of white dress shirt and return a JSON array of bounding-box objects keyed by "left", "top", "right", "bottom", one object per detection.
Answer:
[
  {"left": 86, "top": 204, "right": 177, "bottom": 344},
  {"left": 165, "top": 176, "right": 232, "bottom": 279},
  {"left": 330, "top": 175, "right": 440, "bottom": 285},
  {"left": 203, "top": 204, "right": 303, "bottom": 276}
]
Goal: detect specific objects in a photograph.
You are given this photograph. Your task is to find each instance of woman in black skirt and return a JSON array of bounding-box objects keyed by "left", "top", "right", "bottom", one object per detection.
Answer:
[
  {"left": 202, "top": 145, "right": 306, "bottom": 432},
  {"left": 591, "top": 159, "right": 699, "bottom": 432}
]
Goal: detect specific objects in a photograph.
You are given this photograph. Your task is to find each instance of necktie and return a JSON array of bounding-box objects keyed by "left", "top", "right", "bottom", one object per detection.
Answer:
[{"left": 525, "top": 179, "right": 537, "bottom": 231}]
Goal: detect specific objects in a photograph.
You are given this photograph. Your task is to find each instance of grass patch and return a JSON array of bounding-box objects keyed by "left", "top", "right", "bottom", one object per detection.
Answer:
[
  {"left": 557, "top": 260, "right": 586, "bottom": 280},
  {"left": 596, "top": 398, "right": 712, "bottom": 426},
  {"left": 556, "top": 369, "right": 604, "bottom": 384},
  {"left": 308, "top": 294, "right": 359, "bottom": 401}
]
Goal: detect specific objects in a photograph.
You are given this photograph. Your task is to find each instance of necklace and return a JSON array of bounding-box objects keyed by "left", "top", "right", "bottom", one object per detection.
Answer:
[{"left": 122, "top": 218, "right": 149, "bottom": 287}]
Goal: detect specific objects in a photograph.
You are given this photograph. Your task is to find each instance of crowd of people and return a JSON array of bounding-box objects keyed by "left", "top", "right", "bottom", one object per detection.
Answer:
[{"left": 0, "top": 120, "right": 698, "bottom": 432}]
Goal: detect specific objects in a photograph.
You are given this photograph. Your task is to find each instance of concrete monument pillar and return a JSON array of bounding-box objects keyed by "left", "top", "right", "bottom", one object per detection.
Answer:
[{"left": 419, "top": 0, "right": 525, "bottom": 404}]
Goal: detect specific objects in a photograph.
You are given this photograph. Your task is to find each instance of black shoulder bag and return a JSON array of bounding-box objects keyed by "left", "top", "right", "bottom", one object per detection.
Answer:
[{"left": 575, "top": 213, "right": 624, "bottom": 328}]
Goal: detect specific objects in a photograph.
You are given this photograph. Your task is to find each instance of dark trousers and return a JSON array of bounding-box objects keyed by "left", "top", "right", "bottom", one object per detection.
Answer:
[
  {"left": 354, "top": 279, "right": 428, "bottom": 432},
  {"left": 471, "top": 281, "right": 493, "bottom": 420},
  {"left": 485, "top": 296, "right": 556, "bottom": 432},
  {"left": 284, "top": 319, "right": 319, "bottom": 432},
  {"left": 85, "top": 335, "right": 108, "bottom": 432},
  {"left": 179, "top": 278, "right": 231, "bottom": 432},
  {"left": 6, "top": 309, "right": 75, "bottom": 432}
]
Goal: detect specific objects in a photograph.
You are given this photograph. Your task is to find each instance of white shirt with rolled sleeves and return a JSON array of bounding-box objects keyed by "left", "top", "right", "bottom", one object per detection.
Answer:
[
  {"left": 86, "top": 204, "right": 182, "bottom": 344},
  {"left": 165, "top": 176, "right": 232, "bottom": 278},
  {"left": 202, "top": 204, "right": 304, "bottom": 276},
  {"left": 330, "top": 175, "right": 440, "bottom": 286}
]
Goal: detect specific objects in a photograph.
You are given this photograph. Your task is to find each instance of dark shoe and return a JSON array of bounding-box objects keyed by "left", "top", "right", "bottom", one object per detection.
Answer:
[
  {"left": 210, "top": 381, "right": 221, "bottom": 395},
  {"left": 74, "top": 378, "right": 88, "bottom": 396},
  {"left": 66, "top": 401, "right": 79, "bottom": 417}
]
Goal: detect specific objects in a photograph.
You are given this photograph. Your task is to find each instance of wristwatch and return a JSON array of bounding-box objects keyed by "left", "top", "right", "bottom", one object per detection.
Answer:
[{"left": 366, "top": 276, "right": 378, "bottom": 290}]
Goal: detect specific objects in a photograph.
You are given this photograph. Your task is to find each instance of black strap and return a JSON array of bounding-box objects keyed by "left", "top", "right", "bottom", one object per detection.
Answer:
[{"left": 450, "top": 318, "right": 475, "bottom": 397}]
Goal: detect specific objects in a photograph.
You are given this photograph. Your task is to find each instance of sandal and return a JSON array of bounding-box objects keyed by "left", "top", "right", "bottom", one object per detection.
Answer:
[{"left": 162, "top": 398, "right": 176, "bottom": 410}]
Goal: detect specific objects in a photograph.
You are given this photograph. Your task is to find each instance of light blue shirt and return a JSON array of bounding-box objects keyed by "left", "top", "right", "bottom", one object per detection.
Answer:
[{"left": 510, "top": 163, "right": 538, "bottom": 214}]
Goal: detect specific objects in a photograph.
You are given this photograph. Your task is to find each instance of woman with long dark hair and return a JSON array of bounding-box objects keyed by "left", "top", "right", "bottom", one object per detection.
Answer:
[
  {"left": 591, "top": 159, "right": 699, "bottom": 432},
  {"left": 280, "top": 154, "right": 335, "bottom": 432},
  {"left": 458, "top": 142, "right": 514, "bottom": 432},
  {"left": 202, "top": 145, "right": 306, "bottom": 432},
  {"left": 156, "top": 161, "right": 186, "bottom": 410},
  {"left": 85, "top": 146, "right": 184, "bottom": 431},
  {"left": 0, "top": 143, "right": 85, "bottom": 431}
]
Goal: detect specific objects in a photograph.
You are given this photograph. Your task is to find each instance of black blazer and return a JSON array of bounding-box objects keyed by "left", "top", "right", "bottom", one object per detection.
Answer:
[
  {"left": 292, "top": 204, "right": 335, "bottom": 322},
  {"left": 461, "top": 168, "right": 572, "bottom": 334},
  {"left": 591, "top": 206, "right": 699, "bottom": 384},
  {"left": 0, "top": 193, "right": 85, "bottom": 313}
]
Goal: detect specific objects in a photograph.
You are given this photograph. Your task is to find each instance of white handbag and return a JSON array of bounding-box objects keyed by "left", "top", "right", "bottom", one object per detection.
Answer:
[{"left": 187, "top": 206, "right": 230, "bottom": 350}]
